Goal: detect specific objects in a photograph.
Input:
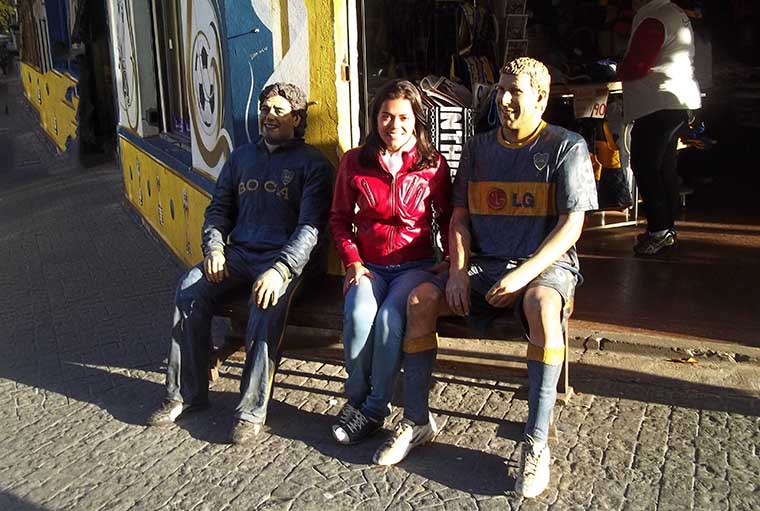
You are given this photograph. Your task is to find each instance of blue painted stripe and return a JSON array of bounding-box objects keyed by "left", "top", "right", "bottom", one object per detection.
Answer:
[{"left": 118, "top": 128, "right": 215, "bottom": 195}]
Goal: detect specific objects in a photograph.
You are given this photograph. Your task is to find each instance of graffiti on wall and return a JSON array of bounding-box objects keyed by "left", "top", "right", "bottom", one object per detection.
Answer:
[
  {"left": 248, "top": 0, "right": 309, "bottom": 142},
  {"left": 183, "top": 0, "right": 232, "bottom": 178},
  {"left": 114, "top": 0, "right": 139, "bottom": 130},
  {"left": 252, "top": 0, "right": 310, "bottom": 98}
]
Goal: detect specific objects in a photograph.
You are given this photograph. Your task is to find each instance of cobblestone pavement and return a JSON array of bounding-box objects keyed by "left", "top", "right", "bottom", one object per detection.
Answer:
[{"left": 1, "top": 72, "right": 759, "bottom": 511}]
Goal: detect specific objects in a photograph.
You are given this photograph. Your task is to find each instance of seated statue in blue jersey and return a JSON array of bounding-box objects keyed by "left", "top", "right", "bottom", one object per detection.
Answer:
[
  {"left": 147, "top": 83, "right": 334, "bottom": 446},
  {"left": 371, "top": 58, "right": 598, "bottom": 498}
]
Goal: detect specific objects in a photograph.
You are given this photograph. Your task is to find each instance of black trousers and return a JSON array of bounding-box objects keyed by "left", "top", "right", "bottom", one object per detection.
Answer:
[{"left": 630, "top": 109, "right": 688, "bottom": 232}]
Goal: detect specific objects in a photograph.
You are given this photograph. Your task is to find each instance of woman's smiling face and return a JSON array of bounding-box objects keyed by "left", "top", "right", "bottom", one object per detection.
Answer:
[{"left": 377, "top": 98, "right": 416, "bottom": 152}]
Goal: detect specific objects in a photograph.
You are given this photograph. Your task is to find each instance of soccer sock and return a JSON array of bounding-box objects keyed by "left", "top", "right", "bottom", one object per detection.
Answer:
[
  {"left": 402, "top": 333, "right": 438, "bottom": 425},
  {"left": 524, "top": 344, "right": 564, "bottom": 445}
]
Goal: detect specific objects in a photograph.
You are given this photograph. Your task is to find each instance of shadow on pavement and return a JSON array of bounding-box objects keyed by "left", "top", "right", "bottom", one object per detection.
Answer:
[
  {"left": 217, "top": 354, "right": 760, "bottom": 417},
  {"left": 397, "top": 443, "right": 515, "bottom": 495},
  {"left": 0, "top": 490, "right": 51, "bottom": 511},
  {"left": 0, "top": 360, "right": 167, "bottom": 426},
  {"left": 572, "top": 364, "right": 760, "bottom": 417},
  {"left": 148, "top": 384, "right": 518, "bottom": 495}
]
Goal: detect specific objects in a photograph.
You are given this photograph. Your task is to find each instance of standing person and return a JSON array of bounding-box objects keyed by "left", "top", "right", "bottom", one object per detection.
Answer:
[
  {"left": 0, "top": 39, "right": 9, "bottom": 76},
  {"left": 373, "top": 58, "right": 598, "bottom": 500},
  {"left": 619, "top": 0, "right": 701, "bottom": 255},
  {"left": 146, "top": 83, "right": 334, "bottom": 445},
  {"left": 329, "top": 79, "right": 451, "bottom": 445}
]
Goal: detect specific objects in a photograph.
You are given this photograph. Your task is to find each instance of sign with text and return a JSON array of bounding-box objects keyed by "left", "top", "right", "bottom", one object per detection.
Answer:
[
  {"left": 571, "top": 85, "right": 610, "bottom": 119},
  {"left": 428, "top": 106, "right": 475, "bottom": 181}
]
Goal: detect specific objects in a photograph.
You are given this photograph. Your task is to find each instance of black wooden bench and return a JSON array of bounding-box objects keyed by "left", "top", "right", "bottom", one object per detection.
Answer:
[{"left": 210, "top": 274, "right": 574, "bottom": 403}]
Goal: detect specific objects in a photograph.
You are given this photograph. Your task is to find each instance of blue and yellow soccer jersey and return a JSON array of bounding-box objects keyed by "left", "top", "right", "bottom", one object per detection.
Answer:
[{"left": 452, "top": 122, "right": 598, "bottom": 271}]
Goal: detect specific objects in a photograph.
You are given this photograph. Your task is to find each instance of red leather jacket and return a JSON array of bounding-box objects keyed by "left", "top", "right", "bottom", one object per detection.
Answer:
[{"left": 330, "top": 146, "right": 451, "bottom": 267}]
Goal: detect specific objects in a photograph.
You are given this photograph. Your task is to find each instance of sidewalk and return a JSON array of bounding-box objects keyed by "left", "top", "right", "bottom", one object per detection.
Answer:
[{"left": 1, "top": 71, "right": 759, "bottom": 510}]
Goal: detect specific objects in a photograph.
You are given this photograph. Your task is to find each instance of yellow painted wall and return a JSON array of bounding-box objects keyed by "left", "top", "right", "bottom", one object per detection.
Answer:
[
  {"left": 305, "top": 0, "right": 350, "bottom": 275},
  {"left": 20, "top": 63, "right": 79, "bottom": 152},
  {"left": 304, "top": 0, "right": 339, "bottom": 165},
  {"left": 120, "top": 136, "right": 211, "bottom": 268},
  {"left": 304, "top": 0, "right": 351, "bottom": 164}
]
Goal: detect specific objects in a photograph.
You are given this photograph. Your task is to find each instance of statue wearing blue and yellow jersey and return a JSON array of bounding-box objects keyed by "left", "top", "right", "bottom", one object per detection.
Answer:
[{"left": 452, "top": 121, "right": 598, "bottom": 274}]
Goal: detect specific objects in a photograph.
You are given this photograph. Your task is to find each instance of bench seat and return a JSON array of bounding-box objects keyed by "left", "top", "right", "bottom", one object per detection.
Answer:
[{"left": 211, "top": 275, "right": 573, "bottom": 402}]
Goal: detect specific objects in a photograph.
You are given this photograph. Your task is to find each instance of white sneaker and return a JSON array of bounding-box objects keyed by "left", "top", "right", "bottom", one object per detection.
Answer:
[
  {"left": 515, "top": 441, "right": 551, "bottom": 498},
  {"left": 147, "top": 400, "right": 188, "bottom": 426},
  {"left": 373, "top": 414, "right": 438, "bottom": 466}
]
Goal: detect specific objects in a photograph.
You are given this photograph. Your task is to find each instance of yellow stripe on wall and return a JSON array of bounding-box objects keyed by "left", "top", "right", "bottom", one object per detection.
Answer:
[
  {"left": 119, "top": 136, "right": 210, "bottom": 268},
  {"left": 20, "top": 63, "right": 79, "bottom": 152},
  {"left": 468, "top": 181, "right": 557, "bottom": 216},
  {"left": 279, "top": 0, "right": 290, "bottom": 56}
]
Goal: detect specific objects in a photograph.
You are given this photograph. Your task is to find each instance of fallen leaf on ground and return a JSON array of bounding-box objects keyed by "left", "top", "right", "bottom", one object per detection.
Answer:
[{"left": 669, "top": 356, "right": 698, "bottom": 364}]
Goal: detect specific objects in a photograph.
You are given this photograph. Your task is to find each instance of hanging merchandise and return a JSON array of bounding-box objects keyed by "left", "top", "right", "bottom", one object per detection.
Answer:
[
  {"left": 473, "top": 83, "right": 500, "bottom": 133},
  {"left": 419, "top": 75, "right": 472, "bottom": 108},
  {"left": 449, "top": 1, "right": 498, "bottom": 90},
  {"left": 451, "top": 55, "right": 496, "bottom": 91},
  {"left": 418, "top": 76, "right": 474, "bottom": 181},
  {"left": 577, "top": 118, "right": 633, "bottom": 211}
]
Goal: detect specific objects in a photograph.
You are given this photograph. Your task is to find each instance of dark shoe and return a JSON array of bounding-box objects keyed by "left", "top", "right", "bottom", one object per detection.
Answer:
[
  {"left": 331, "top": 402, "right": 359, "bottom": 441},
  {"left": 633, "top": 229, "right": 677, "bottom": 256},
  {"left": 147, "top": 399, "right": 192, "bottom": 427},
  {"left": 332, "top": 409, "right": 382, "bottom": 445},
  {"left": 230, "top": 419, "right": 262, "bottom": 445}
]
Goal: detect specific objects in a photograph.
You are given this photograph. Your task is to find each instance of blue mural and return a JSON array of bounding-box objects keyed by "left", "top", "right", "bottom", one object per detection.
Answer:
[
  {"left": 45, "top": 0, "right": 74, "bottom": 74},
  {"left": 222, "top": 0, "right": 274, "bottom": 147}
]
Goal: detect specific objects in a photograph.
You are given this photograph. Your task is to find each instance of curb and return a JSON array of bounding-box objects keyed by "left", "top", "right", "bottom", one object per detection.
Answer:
[{"left": 570, "top": 325, "right": 760, "bottom": 365}]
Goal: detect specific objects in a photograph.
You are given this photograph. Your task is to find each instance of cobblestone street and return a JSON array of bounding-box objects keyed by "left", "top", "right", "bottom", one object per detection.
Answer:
[{"left": 1, "top": 73, "right": 759, "bottom": 511}]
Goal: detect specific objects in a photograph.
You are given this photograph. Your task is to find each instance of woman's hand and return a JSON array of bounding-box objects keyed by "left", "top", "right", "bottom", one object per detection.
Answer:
[{"left": 343, "top": 262, "right": 374, "bottom": 295}]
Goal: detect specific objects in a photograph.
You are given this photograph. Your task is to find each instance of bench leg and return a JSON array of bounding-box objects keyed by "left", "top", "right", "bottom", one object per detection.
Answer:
[
  {"left": 209, "top": 355, "right": 221, "bottom": 382},
  {"left": 556, "top": 326, "right": 573, "bottom": 405},
  {"left": 548, "top": 409, "right": 558, "bottom": 442},
  {"left": 208, "top": 336, "right": 246, "bottom": 382}
]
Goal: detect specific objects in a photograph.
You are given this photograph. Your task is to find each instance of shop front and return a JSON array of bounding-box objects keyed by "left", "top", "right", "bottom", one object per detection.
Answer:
[
  {"left": 352, "top": 0, "right": 711, "bottom": 228},
  {"left": 16, "top": 1, "right": 714, "bottom": 271}
]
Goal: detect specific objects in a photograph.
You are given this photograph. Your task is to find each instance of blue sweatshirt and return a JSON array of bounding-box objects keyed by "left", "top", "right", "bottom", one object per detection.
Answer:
[{"left": 202, "top": 138, "right": 334, "bottom": 277}]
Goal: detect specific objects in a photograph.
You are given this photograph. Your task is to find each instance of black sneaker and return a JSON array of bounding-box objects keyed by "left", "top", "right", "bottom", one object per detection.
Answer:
[
  {"left": 633, "top": 229, "right": 677, "bottom": 256},
  {"left": 332, "top": 409, "right": 382, "bottom": 445},
  {"left": 332, "top": 402, "right": 358, "bottom": 436}
]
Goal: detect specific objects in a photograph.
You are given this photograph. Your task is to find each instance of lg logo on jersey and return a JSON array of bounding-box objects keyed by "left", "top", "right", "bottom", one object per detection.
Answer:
[
  {"left": 488, "top": 188, "right": 535, "bottom": 210},
  {"left": 238, "top": 179, "right": 290, "bottom": 200}
]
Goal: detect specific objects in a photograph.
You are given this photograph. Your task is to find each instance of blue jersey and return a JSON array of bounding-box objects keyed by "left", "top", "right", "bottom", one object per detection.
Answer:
[{"left": 452, "top": 123, "right": 597, "bottom": 271}]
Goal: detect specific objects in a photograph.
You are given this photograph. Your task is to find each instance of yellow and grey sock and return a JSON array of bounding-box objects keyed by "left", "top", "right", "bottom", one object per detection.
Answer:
[
  {"left": 403, "top": 332, "right": 439, "bottom": 354},
  {"left": 526, "top": 343, "right": 565, "bottom": 366},
  {"left": 402, "top": 333, "right": 438, "bottom": 425},
  {"left": 525, "top": 343, "right": 564, "bottom": 444}
]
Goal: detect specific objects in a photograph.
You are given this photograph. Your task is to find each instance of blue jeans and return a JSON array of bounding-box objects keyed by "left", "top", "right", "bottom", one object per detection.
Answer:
[
  {"left": 342, "top": 258, "right": 435, "bottom": 421},
  {"left": 165, "top": 246, "right": 300, "bottom": 424}
]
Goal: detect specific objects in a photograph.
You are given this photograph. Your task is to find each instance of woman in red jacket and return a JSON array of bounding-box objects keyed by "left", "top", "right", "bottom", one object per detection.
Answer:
[{"left": 329, "top": 79, "right": 451, "bottom": 445}]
